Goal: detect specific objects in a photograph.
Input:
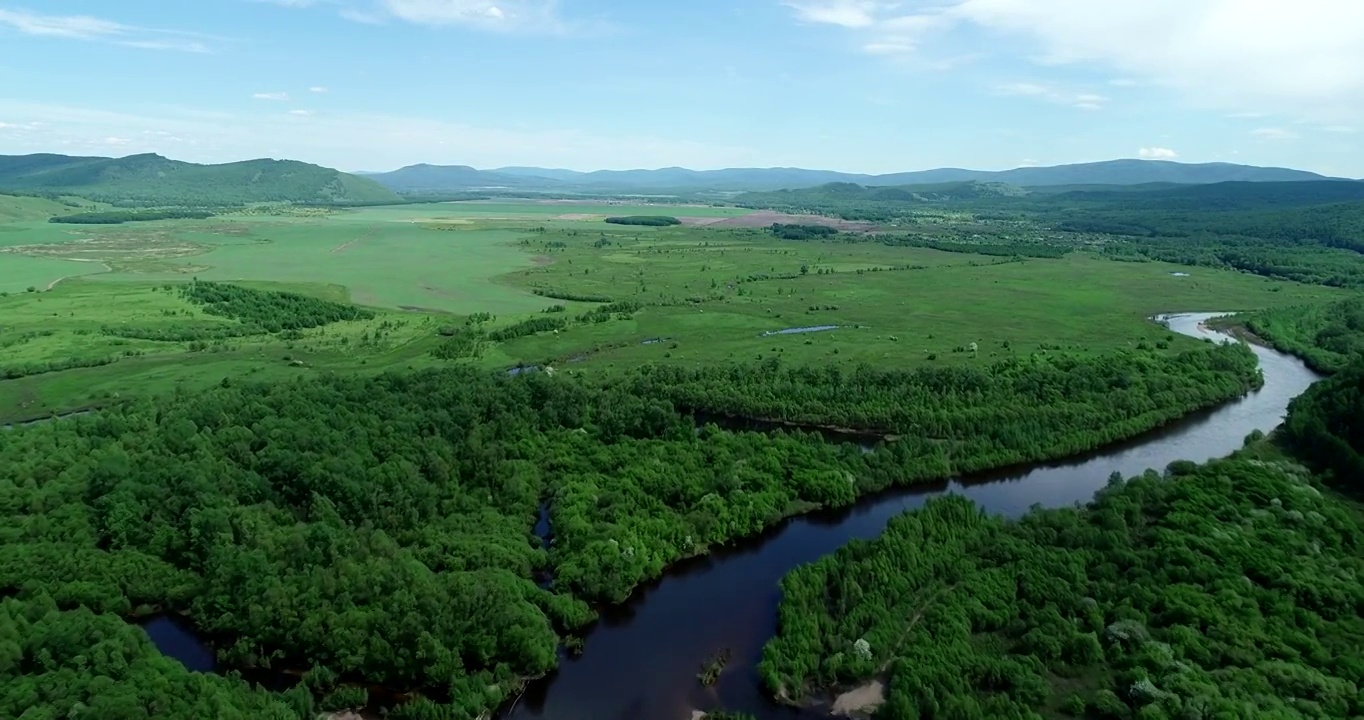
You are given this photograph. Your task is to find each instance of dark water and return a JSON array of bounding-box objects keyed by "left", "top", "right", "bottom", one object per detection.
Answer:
[
  {"left": 140, "top": 314, "right": 1320, "bottom": 720},
  {"left": 143, "top": 615, "right": 220, "bottom": 673},
  {"left": 760, "top": 325, "right": 840, "bottom": 337},
  {"left": 504, "top": 313, "right": 1322, "bottom": 720}
]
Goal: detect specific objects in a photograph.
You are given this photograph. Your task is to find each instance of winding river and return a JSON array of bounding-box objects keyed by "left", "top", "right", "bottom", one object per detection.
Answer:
[
  {"left": 501, "top": 313, "right": 1321, "bottom": 720},
  {"left": 138, "top": 314, "right": 1320, "bottom": 720}
]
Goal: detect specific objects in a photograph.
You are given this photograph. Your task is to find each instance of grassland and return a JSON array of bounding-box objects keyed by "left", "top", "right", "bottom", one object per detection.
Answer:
[
  {"left": 0, "top": 198, "right": 1351, "bottom": 422},
  {"left": 489, "top": 223, "right": 1346, "bottom": 371}
]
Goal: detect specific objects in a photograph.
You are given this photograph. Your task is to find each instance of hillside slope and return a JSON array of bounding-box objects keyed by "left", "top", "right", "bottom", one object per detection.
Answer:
[
  {"left": 0, "top": 153, "right": 400, "bottom": 206},
  {"left": 366, "top": 159, "right": 1343, "bottom": 193},
  {"left": 0, "top": 194, "right": 82, "bottom": 222}
]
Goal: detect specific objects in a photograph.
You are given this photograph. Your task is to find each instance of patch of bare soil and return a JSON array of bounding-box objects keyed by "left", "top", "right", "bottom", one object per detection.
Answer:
[
  {"left": 710, "top": 210, "right": 874, "bottom": 231},
  {"left": 677, "top": 216, "right": 728, "bottom": 227},
  {"left": 531, "top": 255, "right": 555, "bottom": 266},
  {"left": 831, "top": 680, "right": 886, "bottom": 716},
  {"left": 1, "top": 235, "right": 209, "bottom": 271},
  {"left": 553, "top": 213, "right": 604, "bottom": 221}
]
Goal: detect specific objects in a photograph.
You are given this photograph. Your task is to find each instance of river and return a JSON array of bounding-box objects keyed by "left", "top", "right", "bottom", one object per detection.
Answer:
[
  {"left": 501, "top": 313, "right": 1321, "bottom": 720},
  {"left": 139, "top": 313, "right": 1321, "bottom": 720}
]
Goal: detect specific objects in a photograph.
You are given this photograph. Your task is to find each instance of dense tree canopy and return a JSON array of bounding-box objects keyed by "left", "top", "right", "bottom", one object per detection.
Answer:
[
  {"left": 1239, "top": 297, "right": 1364, "bottom": 374},
  {"left": 761, "top": 458, "right": 1364, "bottom": 719},
  {"left": 0, "top": 597, "right": 305, "bottom": 720},
  {"left": 0, "top": 337, "right": 1266, "bottom": 718},
  {"left": 181, "top": 281, "right": 375, "bottom": 332},
  {"left": 760, "top": 312, "right": 1364, "bottom": 719},
  {"left": 604, "top": 215, "right": 681, "bottom": 227}
]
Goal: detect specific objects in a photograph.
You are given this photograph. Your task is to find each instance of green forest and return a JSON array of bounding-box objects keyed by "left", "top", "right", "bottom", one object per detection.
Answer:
[
  {"left": 0, "top": 336, "right": 1266, "bottom": 719},
  {"left": 0, "top": 153, "right": 399, "bottom": 206},
  {"left": 760, "top": 302, "right": 1364, "bottom": 720},
  {"left": 760, "top": 455, "right": 1364, "bottom": 719},
  {"left": 738, "top": 180, "right": 1364, "bottom": 289},
  {"left": 1236, "top": 296, "right": 1364, "bottom": 373}
]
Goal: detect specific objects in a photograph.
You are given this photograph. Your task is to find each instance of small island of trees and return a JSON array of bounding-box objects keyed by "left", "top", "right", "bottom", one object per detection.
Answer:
[{"left": 604, "top": 215, "right": 682, "bottom": 227}]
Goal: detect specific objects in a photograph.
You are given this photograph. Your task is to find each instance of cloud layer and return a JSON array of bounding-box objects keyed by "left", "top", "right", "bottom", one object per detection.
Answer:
[
  {"left": 785, "top": 0, "right": 1364, "bottom": 122},
  {"left": 0, "top": 8, "right": 211, "bottom": 52}
]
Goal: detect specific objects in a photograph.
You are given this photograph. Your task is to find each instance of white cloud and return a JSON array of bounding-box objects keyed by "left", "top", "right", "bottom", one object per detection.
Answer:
[
  {"left": 785, "top": 0, "right": 886, "bottom": 28},
  {"left": 1323, "top": 125, "right": 1356, "bottom": 134},
  {"left": 1138, "top": 147, "right": 1178, "bottom": 159},
  {"left": 309, "top": 86, "right": 329, "bottom": 93},
  {"left": 288, "top": 109, "right": 314, "bottom": 116},
  {"left": 0, "top": 8, "right": 211, "bottom": 52},
  {"left": 995, "top": 82, "right": 1107, "bottom": 111},
  {"left": 265, "top": 0, "right": 604, "bottom": 34},
  {"left": 103, "top": 136, "right": 131, "bottom": 146},
  {"left": 377, "top": 0, "right": 570, "bottom": 33},
  {"left": 1250, "top": 127, "right": 1299, "bottom": 141},
  {"left": 253, "top": 92, "right": 290, "bottom": 101},
  {"left": 784, "top": 0, "right": 1364, "bottom": 123}
]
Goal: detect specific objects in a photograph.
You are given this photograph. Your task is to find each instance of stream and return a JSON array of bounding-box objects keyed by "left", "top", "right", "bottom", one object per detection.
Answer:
[{"left": 138, "top": 313, "right": 1321, "bottom": 720}]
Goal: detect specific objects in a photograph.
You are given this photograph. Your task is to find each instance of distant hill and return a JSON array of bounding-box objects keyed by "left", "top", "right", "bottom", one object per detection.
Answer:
[
  {"left": 735, "top": 181, "right": 1035, "bottom": 220},
  {"left": 365, "top": 159, "right": 1343, "bottom": 193},
  {"left": 363, "top": 163, "right": 562, "bottom": 192},
  {"left": 0, "top": 153, "right": 400, "bottom": 206}
]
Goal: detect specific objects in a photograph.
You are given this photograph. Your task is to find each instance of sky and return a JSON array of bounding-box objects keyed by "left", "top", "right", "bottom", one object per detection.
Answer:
[{"left": 0, "top": 0, "right": 1362, "bottom": 176}]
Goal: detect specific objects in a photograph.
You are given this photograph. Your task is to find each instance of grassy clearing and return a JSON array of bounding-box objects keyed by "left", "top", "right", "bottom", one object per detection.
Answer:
[
  {"left": 0, "top": 207, "right": 564, "bottom": 314},
  {"left": 491, "top": 225, "right": 1348, "bottom": 371},
  {"left": 0, "top": 195, "right": 82, "bottom": 223},
  {"left": 0, "top": 279, "right": 448, "bottom": 422}
]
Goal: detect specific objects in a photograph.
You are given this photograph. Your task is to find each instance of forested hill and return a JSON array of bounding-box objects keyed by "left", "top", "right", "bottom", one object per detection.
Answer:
[
  {"left": 363, "top": 159, "right": 1341, "bottom": 193},
  {"left": 0, "top": 153, "right": 400, "bottom": 206}
]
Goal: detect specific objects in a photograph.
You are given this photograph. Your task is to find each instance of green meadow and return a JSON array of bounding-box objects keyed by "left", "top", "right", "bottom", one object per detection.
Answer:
[{"left": 0, "top": 198, "right": 1348, "bottom": 422}]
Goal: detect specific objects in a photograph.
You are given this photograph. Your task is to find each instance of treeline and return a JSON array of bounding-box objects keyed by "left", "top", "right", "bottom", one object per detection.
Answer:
[
  {"left": 0, "top": 341, "right": 1268, "bottom": 717},
  {"left": 1237, "top": 297, "right": 1364, "bottom": 374},
  {"left": 884, "top": 236, "right": 1070, "bottom": 258},
  {"left": 0, "top": 354, "right": 117, "bottom": 380},
  {"left": 532, "top": 288, "right": 615, "bottom": 303},
  {"left": 579, "top": 300, "right": 642, "bottom": 324},
  {"left": 604, "top": 215, "right": 681, "bottom": 227},
  {"left": 102, "top": 320, "right": 261, "bottom": 343},
  {"left": 761, "top": 454, "right": 1364, "bottom": 718},
  {"left": 0, "top": 597, "right": 307, "bottom": 719},
  {"left": 49, "top": 209, "right": 216, "bottom": 224},
  {"left": 769, "top": 223, "right": 839, "bottom": 240},
  {"left": 486, "top": 316, "right": 568, "bottom": 342},
  {"left": 1285, "top": 361, "right": 1364, "bottom": 497},
  {"left": 629, "top": 343, "right": 1261, "bottom": 472},
  {"left": 182, "top": 281, "right": 374, "bottom": 332}
]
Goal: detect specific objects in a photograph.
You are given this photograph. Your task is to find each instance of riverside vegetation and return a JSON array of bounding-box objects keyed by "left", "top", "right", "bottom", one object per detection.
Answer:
[
  {"left": 759, "top": 299, "right": 1364, "bottom": 720},
  {"left": 0, "top": 337, "right": 1264, "bottom": 719},
  {"left": 0, "top": 176, "right": 1362, "bottom": 718}
]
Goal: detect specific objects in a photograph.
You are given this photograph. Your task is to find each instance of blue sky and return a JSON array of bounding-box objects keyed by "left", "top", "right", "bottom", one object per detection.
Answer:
[{"left": 0, "top": 0, "right": 1361, "bottom": 175}]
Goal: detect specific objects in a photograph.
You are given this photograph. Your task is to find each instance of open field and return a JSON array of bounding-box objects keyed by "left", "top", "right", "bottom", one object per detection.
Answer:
[
  {"left": 489, "top": 224, "right": 1347, "bottom": 371},
  {"left": 0, "top": 198, "right": 1352, "bottom": 421},
  {"left": 0, "top": 278, "right": 455, "bottom": 423}
]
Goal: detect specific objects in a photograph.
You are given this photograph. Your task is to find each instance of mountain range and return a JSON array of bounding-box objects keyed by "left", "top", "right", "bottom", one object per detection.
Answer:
[
  {"left": 0, "top": 153, "right": 1353, "bottom": 207},
  {"left": 361, "top": 159, "right": 1346, "bottom": 193},
  {"left": 0, "top": 153, "right": 399, "bottom": 205}
]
